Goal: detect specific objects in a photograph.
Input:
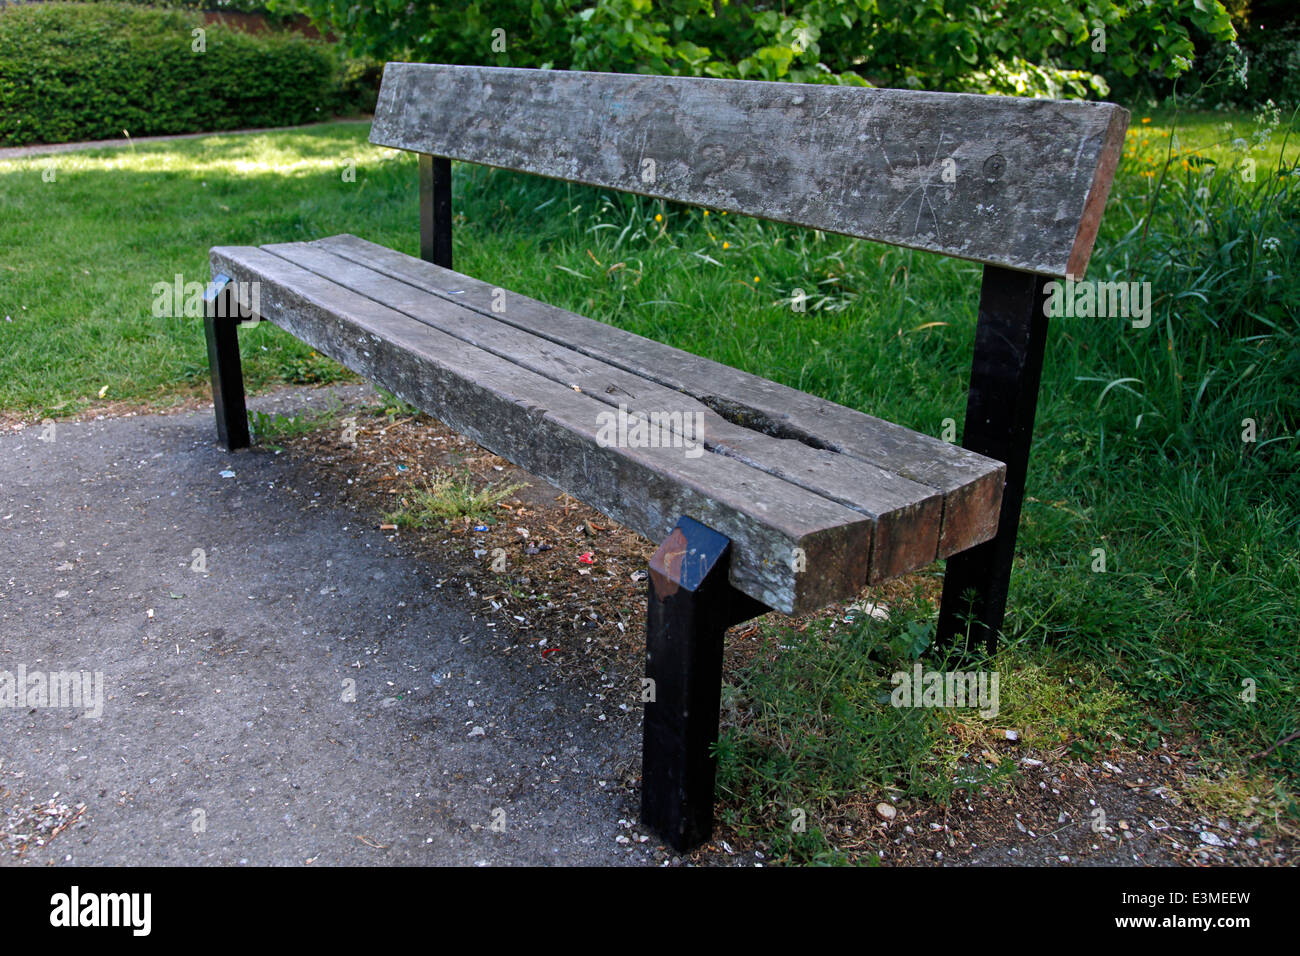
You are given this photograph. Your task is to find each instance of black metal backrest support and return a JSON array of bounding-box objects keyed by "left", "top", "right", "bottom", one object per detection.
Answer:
[
  {"left": 418, "top": 155, "right": 452, "bottom": 269},
  {"left": 373, "top": 62, "right": 1127, "bottom": 276},
  {"left": 936, "top": 266, "right": 1052, "bottom": 651}
]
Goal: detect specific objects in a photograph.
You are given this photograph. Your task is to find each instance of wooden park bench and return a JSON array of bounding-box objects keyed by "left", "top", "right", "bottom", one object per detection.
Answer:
[{"left": 202, "top": 64, "right": 1127, "bottom": 851}]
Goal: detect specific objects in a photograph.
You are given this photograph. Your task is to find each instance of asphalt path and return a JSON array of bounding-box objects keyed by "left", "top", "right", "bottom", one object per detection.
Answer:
[{"left": 0, "top": 386, "right": 659, "bottom": 866}]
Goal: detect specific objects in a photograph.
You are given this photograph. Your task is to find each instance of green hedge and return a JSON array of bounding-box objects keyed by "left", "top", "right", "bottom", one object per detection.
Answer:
[
  {"left": 37, "top": 0, "right": 285, "bottom": 12},
  {"left": 0, "top": 3, "right": 337, "bottom": 146},
  {"left": 55, "top": 0, "right": 304, "bottom": 27}
]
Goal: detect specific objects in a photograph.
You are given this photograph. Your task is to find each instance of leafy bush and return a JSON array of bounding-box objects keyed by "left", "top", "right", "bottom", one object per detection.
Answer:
[
  {"left": 278, "top": 0, "right": 1237, "bottom": 98},
  {"left": 1189, "top": 22, "right": 1300, "bottom": 108},
  {"left": 0, "top": 2, "right": 337, "bottom": 145},
  {"left": 35, "top": 0, "right": 285, "bottom": 13},
  {"left": 52, "top": 0, "right": 310, "bottom": 29},
  {"left": 331, "top": 54, "right": 383, "bottom": 115}
]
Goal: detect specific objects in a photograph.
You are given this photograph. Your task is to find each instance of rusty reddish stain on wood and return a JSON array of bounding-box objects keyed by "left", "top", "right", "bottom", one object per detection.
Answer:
[
  {"left": 1067, "top": 107, "right": 1130, "bottom": 280},
  {"left": 649, "top": 527, "right": 688, "bottom": 600}
]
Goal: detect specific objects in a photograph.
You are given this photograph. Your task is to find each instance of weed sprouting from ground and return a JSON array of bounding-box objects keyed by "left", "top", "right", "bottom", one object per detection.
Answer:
[{"left": 383, "top": 469, "right": 525, "bottom": 528}]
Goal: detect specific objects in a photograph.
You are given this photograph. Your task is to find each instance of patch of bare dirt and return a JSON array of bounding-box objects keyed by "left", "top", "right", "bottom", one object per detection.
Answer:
[
  {"left": 1, "top": 386, "right": 223, "bottom": 432},
  {"left": 286, "top": 401, "right": 925, "bottom": 687},
  {"left": 739, "top": 748, "right": 1295, "bottom": 867}
]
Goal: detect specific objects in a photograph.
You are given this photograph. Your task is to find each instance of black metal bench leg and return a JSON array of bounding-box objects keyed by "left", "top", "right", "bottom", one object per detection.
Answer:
[
  {"left": 641, "top": 516, "right": 767, "bottom": 852},
  {"left": 937, "top": 264, "right": 1051, "bottom": 654},
  {"left": 203, "top": 274, "right": 250, "bottom": 452}
]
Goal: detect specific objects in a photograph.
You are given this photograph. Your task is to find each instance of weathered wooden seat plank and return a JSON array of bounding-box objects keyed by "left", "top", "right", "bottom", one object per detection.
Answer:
[
  {"left": 211, "top": 243, "right": 876, "bottom": 613},
  {"left": 258, "top": 238, "right": 969, "bottom": 582},
  {"left": 308, "top": 233, "right": 1006, "bottom": 557}
]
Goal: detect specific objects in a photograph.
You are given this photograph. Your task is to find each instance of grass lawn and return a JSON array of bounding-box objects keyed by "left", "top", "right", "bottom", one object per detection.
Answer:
[{"left": 1, "top": 105, "right": 1296, "bottom": 861}]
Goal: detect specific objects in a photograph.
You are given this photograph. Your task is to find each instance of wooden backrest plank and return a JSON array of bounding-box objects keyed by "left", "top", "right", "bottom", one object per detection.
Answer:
[{"left": 370, "top": 63, "right": 1128, "bottom": 276}]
